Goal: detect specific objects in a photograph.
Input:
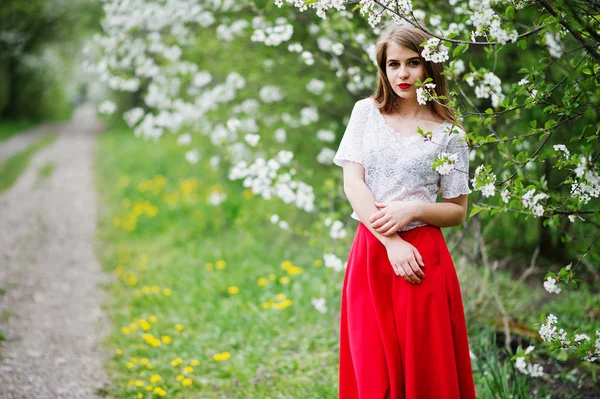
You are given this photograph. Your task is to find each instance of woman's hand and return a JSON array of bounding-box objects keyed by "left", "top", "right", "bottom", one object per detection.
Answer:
[
  {"left": 383, "top": 238, "right": 425, "bottom": 284},
  {"left": 369, "top": 201, "right": 421, "bottom": 236}
]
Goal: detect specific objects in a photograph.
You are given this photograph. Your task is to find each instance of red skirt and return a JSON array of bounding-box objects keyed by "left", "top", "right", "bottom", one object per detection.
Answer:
[{"left": 339, "top": 223, "right": 476, "bottom": 399}]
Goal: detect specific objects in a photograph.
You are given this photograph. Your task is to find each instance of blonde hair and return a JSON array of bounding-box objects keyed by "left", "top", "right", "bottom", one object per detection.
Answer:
[{"left": 372, "top": 25, "right": 457, "bottom": 123}]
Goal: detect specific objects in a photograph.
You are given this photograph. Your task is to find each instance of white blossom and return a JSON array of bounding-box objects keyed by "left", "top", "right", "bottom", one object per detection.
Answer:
[
  {"left": 244, "top": 134, "right": 260, "bottom": 147},
  {"left": 185, "top": 148, "right": 200, "bottom": 164},
  {"left": 543, "top": 276, "right": 561, "bottom": 294},
  {"left": 177, "top": 133, "right": 192, "bottom": 145},
  {"left": 98, "top": 100, "right": 117, "bottom": 115},
  {"left": 311, "top": 297, "right": 327, "bottom": 313},
  {"left": 421, "top": 38, "right": 449, "bottom": 63},
  {"left": 323, "top": 253, "right": 344, "bottom": 272},
  {"left": 317, "top": 147, "right": 336, "bottom": 164}
]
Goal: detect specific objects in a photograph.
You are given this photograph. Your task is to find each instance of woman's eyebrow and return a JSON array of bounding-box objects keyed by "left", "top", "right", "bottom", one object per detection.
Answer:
[{"left": 387, "top": 57, "right": 421, "bottom": 62}]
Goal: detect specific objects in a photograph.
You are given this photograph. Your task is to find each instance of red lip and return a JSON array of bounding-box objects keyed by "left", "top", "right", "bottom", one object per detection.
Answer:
[{"left": 398, "top": 83, "right": 412, "bottom": 89}]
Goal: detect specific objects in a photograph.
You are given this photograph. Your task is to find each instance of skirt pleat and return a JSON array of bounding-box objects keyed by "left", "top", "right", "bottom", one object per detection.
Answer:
[{"left": 339, "top": 223, "right": 476, "bottom": 399}]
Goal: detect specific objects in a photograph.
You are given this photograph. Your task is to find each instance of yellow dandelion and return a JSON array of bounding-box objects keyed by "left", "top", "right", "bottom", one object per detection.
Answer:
[
  {"left": 257, "top": 277, "right": 268, "bottom": 287},
  {"left": 182, "top": 378, "right": 192, "bottom": 386},
  {"left": 274, "top": 299, "right": 293, "bottom": 310},
  {"left": 161, "top": 336, "right": 171, "bottom": 344},
  {"left": 268, "top": 273, "right": 276, "bottom": 281},
  {"left": 287, "top": 266, "right": 303, "bottom": 275},
  {"left": 129, "top": 323, "right": 138, "bottom": 331},
  {"left": 153, "top": 387, "right": 167, "bottom": 396},
  {"left": 146, "top": 363, "right": 153, "bottom": 369},
  {"left": 128, "top": 380, "right": 135, "bottom": 386},
  {"left": 132, "top": 357, "right": 139, "bottom": 363},
  {"left": 227, "top": 286, "right": 239, "bottom": 295},
  {"left": 215, "top": 260, "right": 226, "bottom": 269},
  {"left": 176, "top": 375, "right": 185, "bottom": 381},
  {"left": 140, "top": 358, "right": 148, "bottom": 365},
  {"left": 243, "top": 189, "right": 254, "bottom": 200},
  {"left": 204, "top": 263, "right": 214, "bottom": 271},
  {"left": 183, "top": 366, "right": 193, "bottom": 374},
  {"left": 281, "top": 260, "right": 293, "bottom": 270},
  {"left": 213, "top": 352, "right": 231, "bottom": 361},
  {"left": 145, "top": 385, "right": 153, "bottom": 391},
  {"left": 313, "top": 259, "right": 323, "bottom": 267},
  {"left": 137, "top": 393, "right": 143, "bottom": 399},
  {"left": 170, "top": 358, "right": 182, "bottom": 366},
  {"left": 150, "top": 286, "right": 160, "bottom": 294},
  {"left": 139, "top": 321, "right": 151, "bottom": 331},
  {"left": 126, "top": 362, "right": 135, "bottom": 369},
  {"left": 191, "top": 359, "right": 200, "bottom": 366},
  {"left": 275, "top": 293, "right": 286, "bottom": 301},
  {"left": 128, "top": 275, "right": 138, "bottom": 286},
  {"left": 175, "top": 324, "right": 184, "bottom": 331},
  {"left": 279, "top": 276, "right": 290, "bottom": 285},
  {"left": 112, "top": 217, "right": 121, "bottom": 227},
  {"left": 148, "top": 315, "right": 157, "bottom": 323},
  {"left": 149, "top": 374, "right": 161, "bottom": 384},
  {"left": 121, "top": 327, "right": 131, "bottom": 335},
  {"left": 115, "top": 349, "right": 123, "bottom": 355},
  {"left": 135, "top": 380, "right": 143, "bottom": 387},
  {"left": 142, "top": 286, "right": 152, "bottom": 294},
  {"left": 162, "top": 288, "right": 172, "bottom": 296}
]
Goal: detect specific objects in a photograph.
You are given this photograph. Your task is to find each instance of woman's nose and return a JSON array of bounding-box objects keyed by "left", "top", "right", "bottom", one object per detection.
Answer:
[{"left": 397, "top": 66, "right": 409, "bottom": 79}]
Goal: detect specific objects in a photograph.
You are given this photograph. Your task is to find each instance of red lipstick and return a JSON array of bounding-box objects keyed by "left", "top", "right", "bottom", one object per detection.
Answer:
[{"left": 398, "top": 83, "right": 411, "bottom": 90}]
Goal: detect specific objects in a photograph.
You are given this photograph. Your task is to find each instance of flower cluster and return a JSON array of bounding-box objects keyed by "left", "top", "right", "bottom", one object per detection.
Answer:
[
  {"left": 433, "top": 152, "right": 459, "bottom": 175},
  {"left": 543, "top": 276, "right": 561, "bottom": 294},
  {"left": 421, "top": 38, "right": 449, "bottom": 63},
  {"left": 323, "top": 253, "right": 345, "bottom": 272},
  {"left": 465, "top": 70, "right": 505, "bottom": 107},
  {"left": 416, "top": 83, "right": 436, "bottom": 105},
  {"left": 471, "top": 164, "right": 496, "bottom": 197},
  {"left": 229, "top": 153, "right": 315, "bottom": 212},
  {"left": 311, "top": 298, "right": 327, "bottom": 313},
  {"left": 521, "top": 189, "right": 549, "bottom": 217},
  {"left": 325, "top": 217, "right": 348, "bottom": 239},
  {"left": 251, "top": 16, "right": 294, "bottom": 46},
  {"left": 571, "top": 155, "right": 599, "bottom": 205},
  {"left": 514, "top": 346, "right": 544, "bottom": 377}
]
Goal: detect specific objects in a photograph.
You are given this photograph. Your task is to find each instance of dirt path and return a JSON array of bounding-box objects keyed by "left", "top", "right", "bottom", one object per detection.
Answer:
[{"left": 0, "top": 104, "right": 111, "bottom": 398}]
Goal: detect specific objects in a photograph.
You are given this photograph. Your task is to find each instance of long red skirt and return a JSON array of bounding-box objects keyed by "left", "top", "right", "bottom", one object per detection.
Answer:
[{"left": 339, "top": 223, "right": 476, "bottom": 399}]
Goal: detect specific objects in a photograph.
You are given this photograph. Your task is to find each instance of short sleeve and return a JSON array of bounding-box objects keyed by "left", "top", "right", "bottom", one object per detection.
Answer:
[
  {"left": 440, "top": 126, "right": 472, "bottom": 198},
  {"left": 332, "top": 99, "right": 369, "bottom": 167}
]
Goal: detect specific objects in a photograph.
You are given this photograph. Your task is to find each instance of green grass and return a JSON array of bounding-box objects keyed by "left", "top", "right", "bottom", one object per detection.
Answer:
[
  {"left": 0, "top": 120, "right": 38, "bottom": 142},
  {"left": 36, "top": 161, "right": 56, "bottom": 186},
  {"left": 96, "top": 129, "right": 339, "bottom": 398},
  {"left": 95, "top": 129, "right": 599, "bottom": 399},
  {"left": 0, "top": 133, "right": 59, "bottom": 194}
]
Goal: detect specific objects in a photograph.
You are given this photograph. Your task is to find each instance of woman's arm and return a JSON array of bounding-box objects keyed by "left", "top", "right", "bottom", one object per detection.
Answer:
[
  {"left": 343, "top": 161, "right": 403, "bottom": 246},
  {"left": 370, "top": 195, "right": 468, "bottom": 235},
  {"left": 343, "top": 161, "right": 426, "bottom": 284}
]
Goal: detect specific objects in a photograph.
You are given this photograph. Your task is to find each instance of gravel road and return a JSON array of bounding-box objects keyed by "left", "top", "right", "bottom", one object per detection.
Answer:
[{"left": 0, "top": 104, "right": 111, "bottom": 398}]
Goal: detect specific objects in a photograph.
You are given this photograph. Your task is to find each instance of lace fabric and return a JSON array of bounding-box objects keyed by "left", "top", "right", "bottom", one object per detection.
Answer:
[{"left": 333, "top": 97, "right": 472, "bottom": 231}]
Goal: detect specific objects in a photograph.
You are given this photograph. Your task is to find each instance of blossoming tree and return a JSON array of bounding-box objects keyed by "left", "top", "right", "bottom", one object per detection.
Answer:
[{"left": 88, "top": 0, "right": 600, "bottom": 380}]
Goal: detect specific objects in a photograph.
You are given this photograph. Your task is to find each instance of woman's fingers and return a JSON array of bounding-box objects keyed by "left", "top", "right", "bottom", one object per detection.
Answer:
[
  {"left": 412, "top": 247, "right": 425, "bottom": 268},
  {"left": 401, "top": 263, "right": 421, "bottom": 284},
  {"left": 408, "top": 258, "right": 425, "bottom": 279}
]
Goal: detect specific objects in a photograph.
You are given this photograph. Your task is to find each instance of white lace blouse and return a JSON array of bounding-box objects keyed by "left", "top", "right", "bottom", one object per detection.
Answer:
[{"left": 333, "top": 97, "right": 471, "bottom": 231}]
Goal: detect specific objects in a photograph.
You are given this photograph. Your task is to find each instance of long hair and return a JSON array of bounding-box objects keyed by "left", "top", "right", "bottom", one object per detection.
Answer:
[{"left": 372, "top": 25, "right": 457, "bottom": 123}]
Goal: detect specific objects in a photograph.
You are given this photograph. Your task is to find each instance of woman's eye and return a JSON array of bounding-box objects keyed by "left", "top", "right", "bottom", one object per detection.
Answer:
[
  {"left": 389, "top": 62, "right": 399, "bottom": 67},
  {"left": 408, "top": 61, "right": 420, "bottom": 66}
]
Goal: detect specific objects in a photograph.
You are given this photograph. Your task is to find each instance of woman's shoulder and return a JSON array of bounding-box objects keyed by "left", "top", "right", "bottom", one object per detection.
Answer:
[{"left": 353, "top": 97, "right": 376, "bottom": 110}]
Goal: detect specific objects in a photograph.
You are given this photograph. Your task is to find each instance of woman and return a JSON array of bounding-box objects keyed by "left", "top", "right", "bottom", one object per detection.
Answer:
[{"left": 332, "top": 25, "right": 477, "bottom": 398}]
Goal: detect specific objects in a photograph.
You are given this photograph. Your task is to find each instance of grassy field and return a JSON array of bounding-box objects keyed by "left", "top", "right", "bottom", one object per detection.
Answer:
[
  {"left": 0, "top": 120, "right": 38, "bottom": 142},
  {"left": 95, "top": 129, "right": 599, "bottom": 398},
  {"left": 0, "top": 133, "right": 58, "bottom": 194}
]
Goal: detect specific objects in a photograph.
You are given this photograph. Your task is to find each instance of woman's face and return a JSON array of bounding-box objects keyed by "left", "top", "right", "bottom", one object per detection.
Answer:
[{"left": 385, "top": 42, "right": 427, "bottom": 101}]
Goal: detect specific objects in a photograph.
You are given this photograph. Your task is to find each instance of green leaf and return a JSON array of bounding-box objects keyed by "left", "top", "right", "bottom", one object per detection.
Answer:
[
  {"left": 506, "top": 5, "right": 515, "bottom": 18},
  {"left": 304, "top": 0, "right": 319, "bottom": 5},
  {"left": 470, "top": 205, "right": 489, "bottom": 217},
  {"left": 518, "top": 38, "right": 527, "bottom": 50},
  {"left": 453, "top": 44, "right": 468, "bottom": 57},
  {"left": 352, "top": 4, "right": 360, "bottom": 11}
]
